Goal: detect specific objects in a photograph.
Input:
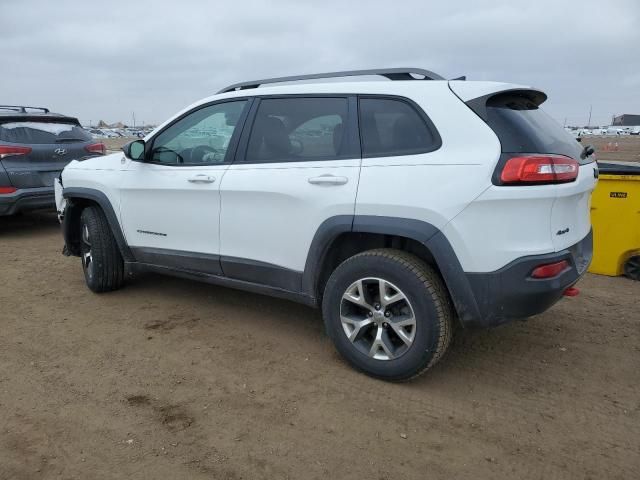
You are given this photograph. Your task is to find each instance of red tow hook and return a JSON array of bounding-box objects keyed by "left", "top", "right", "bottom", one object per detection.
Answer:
[{"left": 563, "top": 287, "right": 580, "bottom": 297}]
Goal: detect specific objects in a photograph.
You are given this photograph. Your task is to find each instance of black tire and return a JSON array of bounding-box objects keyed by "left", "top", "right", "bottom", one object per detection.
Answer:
[
  {"left": 623, "top": 256, "right": 640, "bottom": 281},
  {"left": 322, "top": 249, "right": 453, "bottom": 381},
  {"left": 79, "top": 206, "right": 125, "bottom": 293}
]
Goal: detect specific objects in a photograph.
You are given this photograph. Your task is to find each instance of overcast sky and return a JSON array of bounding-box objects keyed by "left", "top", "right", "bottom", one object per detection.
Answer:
[{"left": 1, "top": 0, "right": 638, "bottom": 127}]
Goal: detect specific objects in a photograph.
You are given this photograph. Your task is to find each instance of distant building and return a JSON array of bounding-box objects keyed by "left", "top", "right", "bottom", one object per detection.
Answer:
[{"left": 612, "top": 114, "right": 640, "bottom": 126}]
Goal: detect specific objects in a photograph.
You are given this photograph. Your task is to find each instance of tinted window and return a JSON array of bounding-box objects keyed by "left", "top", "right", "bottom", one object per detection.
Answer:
[
  {"left": 483, "top": 93, "right": 585, "bottom": 162},
  {"left": 359, "top": 98, "right": 438, "bottom": 157},
  {"left": 0, "top": 121, "right": 92, "bottom": 144},
  {"left": 151, "top": 100, "right": 247, "bottom": 165},
  {"left": 245, "top": 98, "right": 349, "bottom": 163}
]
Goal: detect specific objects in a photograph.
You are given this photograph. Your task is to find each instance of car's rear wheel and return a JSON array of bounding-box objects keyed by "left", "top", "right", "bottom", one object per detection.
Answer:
[
  {"left": 322, "top": 249, "right": 453, "bottom": 381},
  {"left": 79, "top": 206, "right": 124, "bottom": 292}
]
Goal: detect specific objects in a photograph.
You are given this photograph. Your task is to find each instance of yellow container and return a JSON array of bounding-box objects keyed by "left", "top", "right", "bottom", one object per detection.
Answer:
[{"left": 589, "top": 163, "right": 640, "bottom": 279}]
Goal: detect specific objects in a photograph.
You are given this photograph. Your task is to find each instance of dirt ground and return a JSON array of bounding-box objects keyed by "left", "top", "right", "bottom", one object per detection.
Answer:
[
  {"left": 582, "top": 136, "right": 640, "bottom": 163},
  {"left": 0, "top": 211, "right": 638, "bottom": 480}
]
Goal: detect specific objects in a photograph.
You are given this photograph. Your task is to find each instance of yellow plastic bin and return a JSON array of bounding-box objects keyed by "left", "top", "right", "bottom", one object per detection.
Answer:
[{"left": 589, "top": 161, "right": 640, "bottom": 280}]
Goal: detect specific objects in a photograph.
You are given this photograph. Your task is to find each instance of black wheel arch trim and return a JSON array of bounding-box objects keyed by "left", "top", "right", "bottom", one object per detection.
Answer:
[
  {"left": 62, "top": 187, "right": 135, "bottom": 262},
  {"left": 302, "top": 215, "right": 482, "bottom": 325}
]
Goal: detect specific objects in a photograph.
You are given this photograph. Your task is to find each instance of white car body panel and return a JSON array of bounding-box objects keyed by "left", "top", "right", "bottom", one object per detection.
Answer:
[
  {"left": 59, "top": 154, "right": 126, "bottom": 232},
  {"left": 118, "top": 159, "right": 228, "bottom": 254},
  {"left": 219, "top": 159, "right": 360, "bottom": 272},
  {"left": 443, "top": 163, "right": 597, "bottom": 272}
]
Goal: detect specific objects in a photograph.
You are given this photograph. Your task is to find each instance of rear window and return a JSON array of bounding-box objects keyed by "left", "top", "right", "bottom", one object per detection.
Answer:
[
  {"left": 0, "top": 121, "right": 92, "bottom": 144},
  {"left": 481, "top": 93, "right": 585, "bottom": 162},
  {"left": 359, "top": 98, "right": 440, "bottom": 157}
]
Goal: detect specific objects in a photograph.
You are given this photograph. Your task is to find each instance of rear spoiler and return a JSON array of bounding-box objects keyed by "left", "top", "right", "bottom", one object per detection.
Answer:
[
  {"left": 0, "top": 116, "right": 81, "bottom": 126},
  {"left": 464, "top": 89, "right": 547, "bottom": 122}
]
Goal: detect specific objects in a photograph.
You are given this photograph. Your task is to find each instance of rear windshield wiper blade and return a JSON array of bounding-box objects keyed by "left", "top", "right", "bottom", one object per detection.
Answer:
[{"left": 55, "top": 138, "right": 88, "bottom": 143}]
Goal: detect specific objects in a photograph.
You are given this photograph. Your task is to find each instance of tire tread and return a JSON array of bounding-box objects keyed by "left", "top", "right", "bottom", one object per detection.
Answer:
[{"left": 80, "top": 206, "right": 124, "bottom": 293}]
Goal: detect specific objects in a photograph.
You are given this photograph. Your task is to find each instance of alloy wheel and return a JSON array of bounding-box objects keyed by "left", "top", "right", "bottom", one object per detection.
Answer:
[
  {"left": 340, "top": 278, "right": 416, "bottom": 360},
  {"left": 81, "top": 223, "right": 93, "bottom": 280}
]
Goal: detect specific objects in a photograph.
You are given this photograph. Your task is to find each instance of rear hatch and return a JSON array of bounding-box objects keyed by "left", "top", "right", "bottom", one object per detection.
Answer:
[
  {"left": 0, "top": 117, "right": 103, "bottom": 189},
  {"left": 452, "top": 84, "right": 597, "bottom": 255}
]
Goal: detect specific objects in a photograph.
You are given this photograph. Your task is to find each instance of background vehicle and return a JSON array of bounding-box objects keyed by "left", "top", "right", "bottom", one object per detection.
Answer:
[
  {"left": 0, "top": 105, "right": 105, "bottom": 216},
  {"left": 55, "top": 69, "right": 597, "bottom": 380}
]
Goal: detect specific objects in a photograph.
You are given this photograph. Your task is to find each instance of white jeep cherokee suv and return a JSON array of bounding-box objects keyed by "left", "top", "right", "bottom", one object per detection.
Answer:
[{"left": 55, "top": 68, "right": 596, "bottom": 381}]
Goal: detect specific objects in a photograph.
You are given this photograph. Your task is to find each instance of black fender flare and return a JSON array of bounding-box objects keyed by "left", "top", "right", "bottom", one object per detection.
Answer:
[
  {"left": 62, "top": 187, "right": 135, "bottom": 262},
  {"left": 302, "top": 215, "right": 481, "bottom": 325}
]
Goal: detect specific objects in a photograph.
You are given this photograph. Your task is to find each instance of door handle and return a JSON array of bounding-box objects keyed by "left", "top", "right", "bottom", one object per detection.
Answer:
[
  {"left": 188, "top": 174, "right": 216, "bottom": 184},
  {"left": 308, "top": 175, "right": 348, "bottom": 186}
]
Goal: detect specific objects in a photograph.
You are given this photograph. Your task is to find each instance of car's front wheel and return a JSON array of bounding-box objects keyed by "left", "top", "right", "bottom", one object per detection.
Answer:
[
  {"left": 322, "top": 249, "right": 453, "bottom": 381},
  {"left": 79, "top": 206, "right": 124, "bottom": 293}
]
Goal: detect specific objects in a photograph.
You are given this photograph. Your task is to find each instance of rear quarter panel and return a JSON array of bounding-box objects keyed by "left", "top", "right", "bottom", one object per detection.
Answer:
[{"left": 354, "top": 82, "right": 501, "bottom": 230}]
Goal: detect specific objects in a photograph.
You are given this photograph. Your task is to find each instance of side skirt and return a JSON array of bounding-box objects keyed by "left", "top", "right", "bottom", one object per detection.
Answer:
[{"left": 126, "top": 262, "right": 318, "bottom": 307}]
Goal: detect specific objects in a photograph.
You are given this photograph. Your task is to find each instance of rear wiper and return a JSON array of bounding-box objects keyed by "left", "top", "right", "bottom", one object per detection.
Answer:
[
  {"left": 55, "top": 138, "right": 87, "bottom": 143},
  {"left": 580, "top": 144, "right": 595, "bottom": 160}
]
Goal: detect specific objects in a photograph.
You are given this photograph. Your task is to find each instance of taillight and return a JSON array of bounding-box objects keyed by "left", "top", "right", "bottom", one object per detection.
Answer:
[
  {"left": 531, "top": 260, "right": 570, "bottom": 279},
  {"left": 0, "top": 145, "right": 32, "bottom": 159},
  {"left": 85, "top": 143, "right": 106, "bottom": 155},
  {"left": 500, "top": 155, "right": 579, "bottom": 185},
  {"left": 0, "top": 186, "right": 17, "bottom": 194}
]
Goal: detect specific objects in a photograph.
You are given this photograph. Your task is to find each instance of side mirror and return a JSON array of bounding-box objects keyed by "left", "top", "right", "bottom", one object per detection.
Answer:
[{"left": 123, "top": 140, "right": 145, "bottom": 161}]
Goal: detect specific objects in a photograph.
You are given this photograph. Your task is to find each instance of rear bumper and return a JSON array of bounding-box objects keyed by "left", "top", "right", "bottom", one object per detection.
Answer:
[
  {"left": 462, "top": 229, "right": 593, "bottom": 327},
  {"left": 0, "top": 187, "right": 55, "bottom": 216}
]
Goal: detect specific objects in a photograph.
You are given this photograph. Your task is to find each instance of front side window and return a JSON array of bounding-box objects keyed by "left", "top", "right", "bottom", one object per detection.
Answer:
[
  {"left": 359, "top": 98, "right": 439, "bottom": 157},
  {"left": 245, "top": 97, "right": 349, "bottom": 163},
  {"left": 150, "top": 100, "right": 247, "bottom": 165}
]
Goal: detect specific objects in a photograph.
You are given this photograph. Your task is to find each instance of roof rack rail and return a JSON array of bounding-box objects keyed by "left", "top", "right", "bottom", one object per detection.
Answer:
[
  {"left": 0, "top": 105, "right": 50, "bottom": 113},
  {"left": 218, "top": 68, "right": 445, "bottom": 94}
]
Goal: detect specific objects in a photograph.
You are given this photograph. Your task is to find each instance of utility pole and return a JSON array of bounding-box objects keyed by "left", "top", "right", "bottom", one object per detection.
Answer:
[
  {"left": 587, "top": 105, "right": 592, "bottom": 127},
  {"left": 132, "top": 112, "right": 136, "bottom": 129},
  {"left": 563, "top": 117, "right": 567, "bottom": 127}
]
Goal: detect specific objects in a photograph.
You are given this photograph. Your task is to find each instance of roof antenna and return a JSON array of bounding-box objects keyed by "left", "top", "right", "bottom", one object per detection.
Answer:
[{"left": 451, "top": 75, "right": 466, "bottom": 81}]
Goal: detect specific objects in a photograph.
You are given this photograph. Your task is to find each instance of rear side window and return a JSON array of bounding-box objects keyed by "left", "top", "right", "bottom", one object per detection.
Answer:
[
  {"left": 482, "top": 93, "right": 585, "bottom": 162},
  {"left": 0, "top": 121, "right": 92, "bottom": 144},
  {"left": 245, "top": 97, "right": 350, "bottom": 163},
  {"left": 358, "top": 98, "right": 440, "bottom": 157}
]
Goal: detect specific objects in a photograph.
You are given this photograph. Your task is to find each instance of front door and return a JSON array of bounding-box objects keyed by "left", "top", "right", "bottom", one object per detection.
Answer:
[{"left": 119, "top": 99, "right": 249, "bottom": 274}]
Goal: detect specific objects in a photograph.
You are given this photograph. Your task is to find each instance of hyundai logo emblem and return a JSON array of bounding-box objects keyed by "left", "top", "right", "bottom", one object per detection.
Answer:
[{"left": 54, "top": 148, "right": 67, "bottom": 155}]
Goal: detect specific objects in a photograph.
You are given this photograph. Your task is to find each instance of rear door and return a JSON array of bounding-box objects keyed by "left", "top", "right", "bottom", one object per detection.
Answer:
[
  {"left": 0, "top": 118, "right": 100, "bottom": 189},
  {"left": 218, "top": 96, "right": 361, "bottom": 291}
]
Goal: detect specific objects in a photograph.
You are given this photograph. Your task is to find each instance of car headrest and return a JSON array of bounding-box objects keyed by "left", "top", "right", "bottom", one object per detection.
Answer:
[{"left": 333, "top": 123, "right": 343, "bottom": 154}]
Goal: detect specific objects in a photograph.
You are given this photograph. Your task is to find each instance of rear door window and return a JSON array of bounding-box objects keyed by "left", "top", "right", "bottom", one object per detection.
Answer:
[
  {"left": 244, "top": 97, "right": 351, "bottom": 163},
  {"left": 0, "top": 121, "right": 92, "bottom": 144},
  {"left": 358, "top": 98, "right": 440, "bottom": 158}
]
